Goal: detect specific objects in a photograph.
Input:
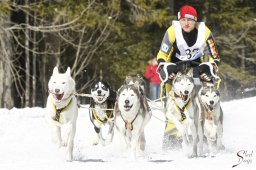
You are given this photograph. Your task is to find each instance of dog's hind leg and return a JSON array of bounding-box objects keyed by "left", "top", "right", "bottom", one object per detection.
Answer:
[{"left": 138, "top": 131, "right": 146, "bottom": 151}]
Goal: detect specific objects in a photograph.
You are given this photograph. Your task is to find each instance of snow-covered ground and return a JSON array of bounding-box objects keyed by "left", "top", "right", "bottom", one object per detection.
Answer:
[{"left": 0, "top": 97, "right": 256, "bottom": 170}]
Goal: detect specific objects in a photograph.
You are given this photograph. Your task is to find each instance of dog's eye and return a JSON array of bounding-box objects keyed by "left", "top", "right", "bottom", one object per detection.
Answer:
[
  {"left": 62, "top": 82, "right": 66, "bottom": 84},
  {"left": 131, "top": 94, "right": 134, "bottom": 96},
  {"left": 214, "top": 95, "right": 217, "bottom": 97},
  {"left": 102, "top": 86, "right": 107, "bottom": 90},
  {"left": 206, "top": 95, "right": 209, "bottom": 97},
  {"left": 53, "top": 81, "right": 56, "bottom": 83}
]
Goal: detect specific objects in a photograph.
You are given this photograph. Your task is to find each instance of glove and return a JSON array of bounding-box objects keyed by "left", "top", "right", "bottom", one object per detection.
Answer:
[
  {"left": 199, "top": 62, "right": 219, "bottom": 82},
  {"left": 200, "top": 73, "right": 211, "bottom": 82},
  {"left": 157, "top": 62, "right": 177, "bottom": 83}
]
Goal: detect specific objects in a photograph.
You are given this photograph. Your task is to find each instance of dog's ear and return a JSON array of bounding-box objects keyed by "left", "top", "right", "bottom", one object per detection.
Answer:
[
  {"left": 116, "top": 86, "right": 122, "bottom": 100},
  {"left": 200, "top": 88, "right": 206, "bottom": 95},
  {"left": 125, "top": 76, "right": 132, "bottom": 84},
  {"left": 201, "top": 81, "right": 208, "bottom": 88},
  {"left": 136, "top": 74, "right": 143, "bottom": 79},
  {"left": 176, "top": 72, "right": 182, "bottom": 77},
  {"left": 65, "top": 67, "right": 71, "bottom": 76},
  {"left": 187, "top": 68, "right": 193, "bottom": 77},
  {"left": 53, "top": 67, "right": 59, "bottom": 75}
]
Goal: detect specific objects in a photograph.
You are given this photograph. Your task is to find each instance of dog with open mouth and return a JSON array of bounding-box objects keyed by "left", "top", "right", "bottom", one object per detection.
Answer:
[
  {"left": 89, "top": 80, "right": 116, "bottom": 146},
  {"left": 166, "top": 69, "right": 199, "bottom": 158},
  {"left": 114, "top": 83, "right": 151, "bottom": 159},
  {"left": 197, "top": 83, "right": 224, "bottom": 156},
  {"left": 45, "top": 66, "right": 78, "bottom": 161}
]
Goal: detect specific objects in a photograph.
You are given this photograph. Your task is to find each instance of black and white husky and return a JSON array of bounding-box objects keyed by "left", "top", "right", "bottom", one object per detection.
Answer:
[
  {"left": 114, "top": 83, "right": 151, "bottom": 159},
  {"left": 166, "top": 69, "right": 199, "bottom": 158},
  {"left": 89, "top": 80, "right": 116, "bottom": 146},
  {"left": 197, "top": 83, "right": 224, "bottom": 156}
]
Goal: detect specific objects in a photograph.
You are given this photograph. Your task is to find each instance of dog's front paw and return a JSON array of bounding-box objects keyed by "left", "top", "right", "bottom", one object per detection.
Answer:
[
  {"left": 188, "top": 152, "right": 197, "bottom": 159},
  {"left": 178, "top": 126, "right": 185, "bottom": 137},
  {"left": 217, "top": 144, "right": 225, "bottom": 150},
  {"left": 52, "top": 138, "right": 62, "bottom": 148},
  {"left": 104, "top": 133, "right": 113, "bottom": 145},
  {"left": 66, "top": 153, "right": 73, "bottom": 162},
  {"left": 93, "top": 138, "right": 99, "bottom": 146},
  {"left": 61, "top": 141, "right": 68, "bottom": 147}
]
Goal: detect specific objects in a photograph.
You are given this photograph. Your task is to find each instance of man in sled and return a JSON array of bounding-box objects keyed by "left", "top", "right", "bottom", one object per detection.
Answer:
[{"left": 156, "top": 5, "right": 221, "bottom": 149}]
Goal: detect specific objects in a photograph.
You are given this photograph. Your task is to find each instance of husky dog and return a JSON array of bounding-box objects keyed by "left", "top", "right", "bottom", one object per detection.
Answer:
[
  {"left": 89, "top": 80, "right": 116, "bottom": 146},
  {"left": 124, "top": 74, "right": 151, "bottom": 113},
  {"left": 45, "top": 67, "right": 78, "bottom": 161},
  {"left": 114, "top": 84, "right": 152, "bottom": 159},
  {"left": 197, "top": 83, "right": 224, "bottom": 156},
  {"left": 124, "top": 74, "right": 146, "bottom": 94},
  {"left": 166, "top": 69, "right": 199, "bottom": 158}
]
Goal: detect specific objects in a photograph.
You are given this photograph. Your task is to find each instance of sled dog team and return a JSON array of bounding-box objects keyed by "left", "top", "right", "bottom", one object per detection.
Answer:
[{"left": 45, "top": 66, "right": 224, "bottom": 161}]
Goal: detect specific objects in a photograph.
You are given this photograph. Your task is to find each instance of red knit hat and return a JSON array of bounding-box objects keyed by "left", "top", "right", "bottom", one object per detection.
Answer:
[{"left": 178, "top": 5, "right": 198, "bottom": 21}]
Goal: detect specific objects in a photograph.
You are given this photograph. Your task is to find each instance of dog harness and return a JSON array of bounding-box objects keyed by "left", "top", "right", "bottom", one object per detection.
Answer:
[
  {"left": 92, "top": 109, "right": 114, "bottom": 125},
  {"left": 51, "top": 98, "right": 73, "bottom": 123},
  {"left": 173, "top": 98, "right": 191, "bottom": 122},
  {"left": 120, "top": 112, "right": 139, "bottom": 131}
]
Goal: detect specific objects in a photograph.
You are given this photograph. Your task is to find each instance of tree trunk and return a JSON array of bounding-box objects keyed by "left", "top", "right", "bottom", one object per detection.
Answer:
[
  {"left": 41, "top": 32, "right": 60, "bottom": 106},
  {"left": 0, "top": 16, "right": 14, "bottom": 109},
  {"left": 25, "top": 0, "right": 30, "bottom": 107}
]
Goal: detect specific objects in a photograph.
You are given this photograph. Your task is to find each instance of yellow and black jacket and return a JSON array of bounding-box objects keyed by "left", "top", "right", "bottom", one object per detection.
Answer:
[{"left": 157, "top": 21, "right": 220, "bottom": 65}]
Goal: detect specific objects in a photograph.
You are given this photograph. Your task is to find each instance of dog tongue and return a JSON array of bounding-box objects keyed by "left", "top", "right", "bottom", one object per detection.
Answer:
[
  {"left": 182, "top": 95, "right": 188, "bottom": 101},
  {"left": 56, "top": 93, "right": 64, "bottom": 100}
]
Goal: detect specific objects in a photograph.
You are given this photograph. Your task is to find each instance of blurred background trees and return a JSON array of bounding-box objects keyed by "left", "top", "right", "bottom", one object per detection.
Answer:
[{"left": 0, "top": 0, "right": 255, "bottom": 108}]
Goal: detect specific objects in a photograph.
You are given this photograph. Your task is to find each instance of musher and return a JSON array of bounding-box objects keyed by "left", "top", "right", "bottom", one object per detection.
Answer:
[{"left": 156, "top": 5, "right": 221, "bottom": 149}]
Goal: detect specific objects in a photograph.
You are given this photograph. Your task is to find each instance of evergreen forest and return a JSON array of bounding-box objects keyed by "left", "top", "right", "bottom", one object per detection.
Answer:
[{"left": 0, "top": 0, "right": 255, "bottom": 108}]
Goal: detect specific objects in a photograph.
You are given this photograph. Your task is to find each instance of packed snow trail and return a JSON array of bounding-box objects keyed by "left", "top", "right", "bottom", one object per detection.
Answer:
[{"left": 0, "top": 97, "right": 256, "bottom": 170}]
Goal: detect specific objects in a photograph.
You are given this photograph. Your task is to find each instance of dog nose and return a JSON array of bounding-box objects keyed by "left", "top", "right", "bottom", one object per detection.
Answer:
[
  {"left": 55, "top": 89, "right": 60, "bottom": 93},
  {"left": 210, "top": 100, "right": 214, "bottom": 105},
  {"left": 97, "top": 90, "right": 102, "bottom": 94},
  {"left": 184, "top": 90, "right": 189, "bottom": 95},
  {"left": 125, "top": 100, "right": 129, "bottom": 104}
]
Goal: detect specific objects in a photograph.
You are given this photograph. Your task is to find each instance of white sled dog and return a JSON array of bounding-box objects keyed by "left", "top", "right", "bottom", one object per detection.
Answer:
[
  {"left": 89, "top": 80, "right": 116, "bottom": 146},
  {"left": 197, "top": 83, "right": 224, "bottom": 156},
  {"left": 114, "top": 83, "right": 151, "bottom": 159},
  {"left": 45, "top": 67, "right": 78, "bottom": 161},
  {"left": 166, "top": 70, "right": 199, "bottom": 158}
]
